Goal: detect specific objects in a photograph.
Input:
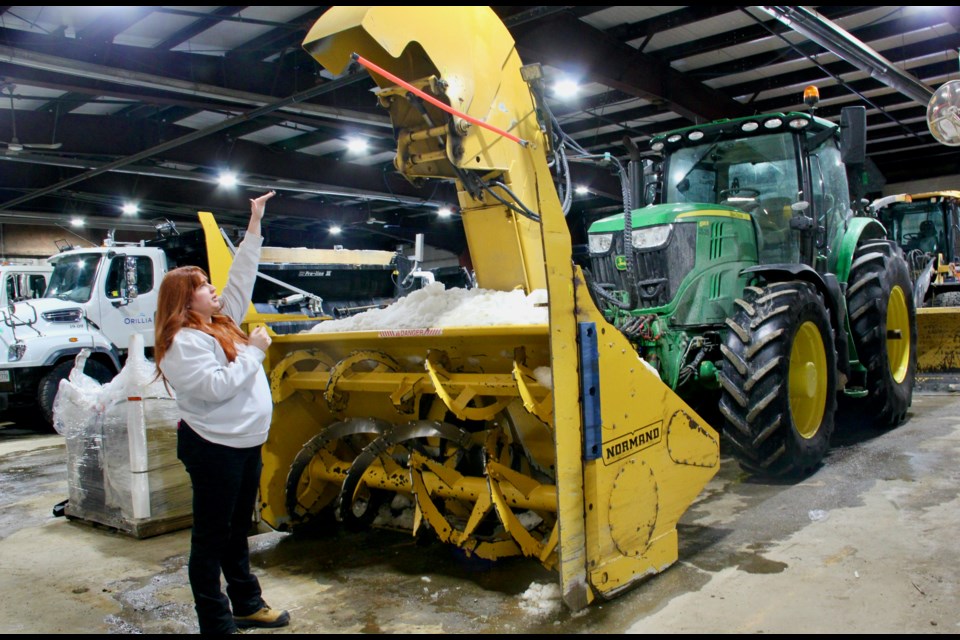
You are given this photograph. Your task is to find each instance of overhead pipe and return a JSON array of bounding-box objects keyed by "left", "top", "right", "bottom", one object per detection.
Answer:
[{"left": 757, "top": 6, "right": 934, "bottom": 107}]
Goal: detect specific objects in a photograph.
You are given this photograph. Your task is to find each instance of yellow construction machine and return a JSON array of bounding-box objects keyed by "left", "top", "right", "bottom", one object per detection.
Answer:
[
  {"left": 871, "top": 190, "right": 960, "bottom": 390},
  {"left": 217, "top": 6, "right": 720, "bottom": 610}
]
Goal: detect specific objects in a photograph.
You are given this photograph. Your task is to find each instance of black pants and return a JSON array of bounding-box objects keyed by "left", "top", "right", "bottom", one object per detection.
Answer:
[{"left": 177, "top": 421, "right": 265, "bottom": 635}]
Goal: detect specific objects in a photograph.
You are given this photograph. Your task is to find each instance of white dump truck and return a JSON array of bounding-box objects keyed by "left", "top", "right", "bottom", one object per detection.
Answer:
[{"left": 0, "top": 213, "right": 431, "bottom": 425}]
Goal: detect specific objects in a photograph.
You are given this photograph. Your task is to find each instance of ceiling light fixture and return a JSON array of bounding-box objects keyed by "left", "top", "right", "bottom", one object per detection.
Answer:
[
  {"left": 69, "top": 217, "right": 85, "bottom": 227},
  {"left": 330, "top": 225, "right": 342, "bottom": 235},
  {"left": 553, "top": 79, "right": 580, "bottom": 99},
  {"left": 218, "top": 171, "right": 238, "bottom": 187},
  {"left": 346, "top": 137, "right": 368, "bottom": 153},
  {"left": 437, "top": 206, "right": 453, "bottom": 218},
  {"left": 122, "top": 202, "right": 139, "bottom": 215}
]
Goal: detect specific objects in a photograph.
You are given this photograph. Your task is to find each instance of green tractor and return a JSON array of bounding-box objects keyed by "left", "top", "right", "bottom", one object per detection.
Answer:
[{"left": 584, "top": 105, "right": 917, "bottom": 478}]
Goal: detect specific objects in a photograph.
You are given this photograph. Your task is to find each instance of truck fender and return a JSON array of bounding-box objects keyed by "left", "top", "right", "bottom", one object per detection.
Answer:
[
  {"left": 42, "top": 346, "right": 122, "bottom": 372},
  {"left": 739, "top": 263, "right": 851, "bottom": 387}
]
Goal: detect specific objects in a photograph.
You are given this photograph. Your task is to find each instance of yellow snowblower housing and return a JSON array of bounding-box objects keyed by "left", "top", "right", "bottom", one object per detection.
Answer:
[{"left": 254, "top": 6, "right": 719, "bottom": 611}]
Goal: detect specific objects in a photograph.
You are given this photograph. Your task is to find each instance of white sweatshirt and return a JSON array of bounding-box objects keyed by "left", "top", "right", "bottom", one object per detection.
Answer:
[{"left": 159, "top": 233, "right": 272, "bottom": 448}]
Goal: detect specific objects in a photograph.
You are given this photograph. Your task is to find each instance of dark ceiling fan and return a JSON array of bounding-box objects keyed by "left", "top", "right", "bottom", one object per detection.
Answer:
[{"left": 1, "top": 83, "right": 62, "bottom": 153}]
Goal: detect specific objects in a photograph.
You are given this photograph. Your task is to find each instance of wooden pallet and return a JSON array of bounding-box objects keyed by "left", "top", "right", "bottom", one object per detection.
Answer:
[{"left": 63, "top": 502, "right": 192, "bottom": 539}]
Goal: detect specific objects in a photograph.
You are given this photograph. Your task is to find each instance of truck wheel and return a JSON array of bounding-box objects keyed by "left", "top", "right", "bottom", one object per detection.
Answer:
[
  {"left": 38, "top": 359, "right": 115, "bottom": 428},
  {"left": 718, "top": 281, "right": 837, "bottom": 478},
  {"left": 846, "top": 240, "right": 917, "bottom": 427}
]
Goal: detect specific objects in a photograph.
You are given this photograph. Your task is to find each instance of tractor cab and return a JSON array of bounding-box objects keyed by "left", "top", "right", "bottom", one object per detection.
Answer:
[{"left": 651, "top": 110, "right": 857, "bottom": 274}]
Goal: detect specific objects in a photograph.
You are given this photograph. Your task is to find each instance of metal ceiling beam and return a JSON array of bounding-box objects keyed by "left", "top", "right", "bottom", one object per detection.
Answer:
[
  {"left": 702, "top": 9, "right": 949, "bottom": 78},
  {"left": 0, "top": 110, "right": 443, "bottom": 202},
  {"left": 655, "top": 6, "right": 870, "bottom": 63},
  {"left": 757, "top": 6, "right": 934, "bottom": 107},
  {"left": 0, "top": 63, "right": 385, "bottom": 137},
  {"left": 0, "top": 164, "right": 466, "bottom": 253},
  {"left": 513, "top": 12, "right": 753, "bottom": 124},
  {"left": 606, "top": 6, "right": 736, "bottom": 46},
  {"left": 155, "top": 6, "right": 249, "bottom": 50},
  {"left": 0, "top": 210, "right": 203, "bottom": 233},
  {"left": 74, "top": 6, "right": 157, "bottom": 43},
  {"left": 0, "top": 72, "right": 371, "bottom": 212},
  {"left": 0, "top": 151, "right": 437, "bottom": 208},
  {"left": 0, "top": 42, "right": 387, "bottom": 128}
]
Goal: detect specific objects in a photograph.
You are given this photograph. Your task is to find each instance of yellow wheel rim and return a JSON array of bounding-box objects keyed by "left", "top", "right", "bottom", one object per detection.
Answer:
[
  {"left": 886, "top": 285, "right": 910, "bottom": 383},
  {"left": 789, "top": 320, "right": 828, "bottom": 440}
]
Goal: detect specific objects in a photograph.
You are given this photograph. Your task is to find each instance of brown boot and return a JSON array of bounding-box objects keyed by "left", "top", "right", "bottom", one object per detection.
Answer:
[{"left": 234, "top": 604, "right": 290, "bottom": 629}]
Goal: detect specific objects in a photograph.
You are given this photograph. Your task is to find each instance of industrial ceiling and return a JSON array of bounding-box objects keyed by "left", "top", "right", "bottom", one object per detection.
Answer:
[{"left": 0, "top": 6, "right": 958, "bottom": 258}]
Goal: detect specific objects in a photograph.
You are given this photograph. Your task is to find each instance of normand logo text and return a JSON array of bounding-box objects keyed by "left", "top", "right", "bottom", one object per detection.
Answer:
[{"left": 603, "top": 422, "right": 662, "bottom": 465}]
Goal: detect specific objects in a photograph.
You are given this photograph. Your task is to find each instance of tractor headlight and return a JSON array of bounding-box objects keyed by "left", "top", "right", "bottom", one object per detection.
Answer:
[
  {"left": 588, "top": 233, "right": 613, "bottom": 254},
  {"left": 8, "top": 342, "right": 25, "bottom": 362},
  {"left": 631, "top": 224, "right": 673, "bottom": 249}
]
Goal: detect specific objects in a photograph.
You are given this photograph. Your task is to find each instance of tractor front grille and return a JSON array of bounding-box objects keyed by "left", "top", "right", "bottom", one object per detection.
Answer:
[{"left": 588, "top": 222, "right": 697, "bottom": 309}]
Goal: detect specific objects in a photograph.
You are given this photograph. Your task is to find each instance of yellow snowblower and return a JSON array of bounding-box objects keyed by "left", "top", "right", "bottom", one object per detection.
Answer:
[{"left": 237, "top": 6, "right": 719, "bottom": 610}]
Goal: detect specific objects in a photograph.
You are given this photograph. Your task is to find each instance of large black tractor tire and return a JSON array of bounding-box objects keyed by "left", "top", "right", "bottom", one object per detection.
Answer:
[
  {"left": 38, "top": 358, "right": 115, "bottom": 428},
  {"left": 845, "top": 240, "right": 917, "bottom": 428},
  {"left": 718, "top": 281, "right": 838, "bottom": 478}
]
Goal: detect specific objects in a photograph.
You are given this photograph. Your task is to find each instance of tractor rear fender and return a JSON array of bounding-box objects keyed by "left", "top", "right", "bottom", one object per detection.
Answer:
[{"left": 740, "top": 263, "right": 850, "bottom": 387}]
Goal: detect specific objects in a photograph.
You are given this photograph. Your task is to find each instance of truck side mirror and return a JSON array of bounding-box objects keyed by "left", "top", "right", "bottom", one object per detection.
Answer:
[
  {"left": 12, "top": 273, "right": 27, "bottom": 302},
  {"left": 125, "top": 256, "right": 139, "bottom": 300},
  {"left": 110, "top": 255, "right": 139, "bottom": 308}
]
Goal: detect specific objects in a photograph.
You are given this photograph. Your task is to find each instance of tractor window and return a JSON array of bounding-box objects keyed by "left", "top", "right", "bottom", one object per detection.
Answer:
[
  {"left": 665, "top": 133, "right": 800, "bottom": 206},
  {"left": 889, "top": 201, "right": 945, "bottom": 257},
  {"left": 807, "top": 135, "right": 850, "bottom": 254},
  {"left": 663, "top": 132, "right": 801, "bottom": 263}
]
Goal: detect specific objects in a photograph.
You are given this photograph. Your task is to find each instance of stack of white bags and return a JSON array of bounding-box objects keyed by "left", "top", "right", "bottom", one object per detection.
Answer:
[{"left": 53, "top": 333, "right": 191, "bottom": 538}]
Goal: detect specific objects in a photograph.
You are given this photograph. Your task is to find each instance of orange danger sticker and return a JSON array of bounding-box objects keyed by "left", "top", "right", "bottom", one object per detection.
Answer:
[{"left": 377, "top": 328, "right": 443, "bottom": 337}]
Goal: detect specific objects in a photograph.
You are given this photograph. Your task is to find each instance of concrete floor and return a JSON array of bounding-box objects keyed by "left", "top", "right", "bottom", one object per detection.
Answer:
[{"left": 2, "top": 392, "right": 960, "bottom": 634}]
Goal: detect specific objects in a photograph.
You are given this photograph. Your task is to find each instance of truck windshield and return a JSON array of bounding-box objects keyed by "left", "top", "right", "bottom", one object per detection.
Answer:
[{"left": 46, "top": 255, "right": 102, "bottom": 303}]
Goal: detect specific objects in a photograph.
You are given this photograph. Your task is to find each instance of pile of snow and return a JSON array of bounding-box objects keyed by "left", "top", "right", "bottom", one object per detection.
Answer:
[
  {"left": 373, "top": 494, "right": 417, "bottom": 529},
  {"left": 518, "top": 581, "right": 563, "bottom": 618},
  {"left": 307, "top": 282, "right": 548, "bottom": 333},
  {"left": 532, "top": 366, "right": 552, "bottom": 389}
]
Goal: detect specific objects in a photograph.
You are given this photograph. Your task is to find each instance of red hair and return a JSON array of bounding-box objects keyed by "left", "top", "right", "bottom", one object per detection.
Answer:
[{"left": 154, "top": 266, "right": 249, "bottom": 378}]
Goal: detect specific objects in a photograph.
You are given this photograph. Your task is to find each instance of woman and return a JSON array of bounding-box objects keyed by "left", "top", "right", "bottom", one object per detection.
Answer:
[{"left": 155, "top": 191, "right": 290, "bottom": 634}]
